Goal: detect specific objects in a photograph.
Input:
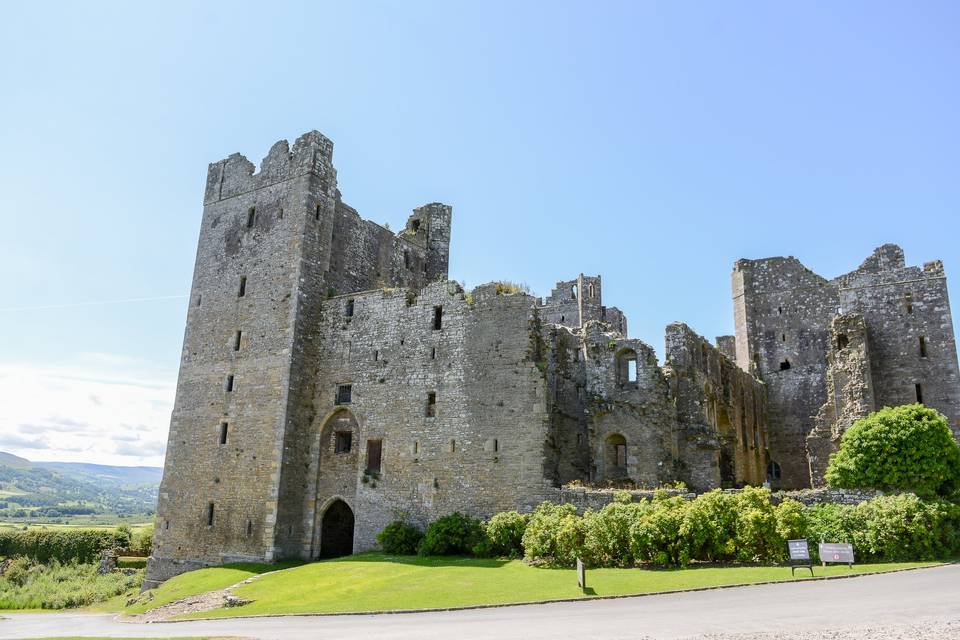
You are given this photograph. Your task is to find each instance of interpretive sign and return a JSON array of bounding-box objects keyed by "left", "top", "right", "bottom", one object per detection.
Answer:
[
  {"left": 787, "top": 539, "right": 810, "bottom": 561},
  {"left": 787, "top": 539, "right": 814, "bottom": 576},
  {"left": 818, "top": 542, "right": 855, "bottom": 566}
]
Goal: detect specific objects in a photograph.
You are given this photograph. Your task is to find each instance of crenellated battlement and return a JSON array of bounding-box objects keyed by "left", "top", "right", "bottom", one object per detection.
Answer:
[{"left": 204, "top": 130, "right": 337, "bottom": 204}]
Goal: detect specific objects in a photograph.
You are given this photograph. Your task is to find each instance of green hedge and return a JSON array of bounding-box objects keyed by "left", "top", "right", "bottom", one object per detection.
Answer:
[
  {"left": 0, "top": 528, "right": 125, "bottom": 564},
  {"left": 377, "top": 488, "right": 960, "bottom": 568}
]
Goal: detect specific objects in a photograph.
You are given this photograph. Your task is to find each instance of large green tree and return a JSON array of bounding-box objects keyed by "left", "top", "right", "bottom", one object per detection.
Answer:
[{"left": 825, "top": 404, "right": 960, "bottom": 497}]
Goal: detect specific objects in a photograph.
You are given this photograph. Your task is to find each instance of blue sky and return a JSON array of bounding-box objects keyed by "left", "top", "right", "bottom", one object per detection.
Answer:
[{"left": 1, "top": 1, "right": 958, "bottom": 465}]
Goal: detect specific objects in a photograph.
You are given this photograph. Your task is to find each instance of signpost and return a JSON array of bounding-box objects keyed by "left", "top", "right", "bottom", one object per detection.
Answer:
[
  {"left": 576, "top": 557, "right": 586, "bottom": 592},
  {"left": 787, "top": 539, "right": 814, "bottom": 576},
  {"left": 818, "top": 542, "right": 855, "bottom": 568}
]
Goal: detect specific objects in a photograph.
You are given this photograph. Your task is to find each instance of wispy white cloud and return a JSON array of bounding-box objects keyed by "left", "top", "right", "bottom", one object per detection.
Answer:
[{"left": 0, "top": 358, "right": 174, "bottom": 466}]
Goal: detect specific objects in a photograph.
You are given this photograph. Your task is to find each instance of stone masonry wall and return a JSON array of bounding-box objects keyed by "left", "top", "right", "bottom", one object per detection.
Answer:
[{"left": 665, "top": 322, "right": 768, "bottom": 491}]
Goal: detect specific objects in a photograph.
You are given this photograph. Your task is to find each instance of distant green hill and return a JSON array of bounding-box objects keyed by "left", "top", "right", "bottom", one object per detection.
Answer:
[{"left": 0, "top": 452, "right": 161, "bottom": 523}]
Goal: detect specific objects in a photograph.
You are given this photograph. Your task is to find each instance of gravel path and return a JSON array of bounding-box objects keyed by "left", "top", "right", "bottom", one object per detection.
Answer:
[{"left": 693, "top": 617, "right": 960, "bottom": 639}]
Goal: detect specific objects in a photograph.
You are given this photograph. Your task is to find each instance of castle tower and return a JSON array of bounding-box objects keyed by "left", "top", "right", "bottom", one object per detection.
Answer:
[{"left": 146, "top": 132, "right": 452, "bottom": 587}]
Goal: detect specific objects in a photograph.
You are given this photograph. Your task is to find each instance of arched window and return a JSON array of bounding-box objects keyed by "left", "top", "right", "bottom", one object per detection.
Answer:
[{"left": 766, "top": 460, "right": 782, "bottom": 481}]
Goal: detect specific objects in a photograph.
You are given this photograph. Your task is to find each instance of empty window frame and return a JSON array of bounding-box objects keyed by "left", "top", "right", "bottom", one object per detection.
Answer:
[
  {"left": 315, "top": 204, "right": 322, "bottom": 220},
  {"left": 366, "top": 439, "right": 382, "bottom": 473},
  {"left": 430, "top": 347, "right": 436, "bottom": 360},
  {"left": 246, "top": 520, "right": 253, "bottom": 536},
  {"left": 905, "top": 293, "right": 914, "bottom": 314},
  {"left": 233, "top": 331, "right": 242, "bottom": 351},
  {"left": 218, "top": 422, "right": 228, "bottom": 445},
  {"left": 246, "top": 207, "right": 256, "bottom": 229},
  {"left": 779, "top": 359, "right": 791, "bottom": 371},
  {"left": 238, "top": 276, "right": 247, "bottom": 297},
  {"left": 432, "top": 306, "right": 443, "bottom": 330},
  {"left": 915, "top": 383, "right": 924, "bottom": 404},
  {"left": 225, "top": 374, "right": 234, "bottom": 392},
  {"left": 836, "top": 334, "right": 849, "bottom": 350},
  {"left": 426, "top": 392, "right": 437, "bottom": 417},
  {"left": 571, "top": 284, "right": 578, "bottom": 300},
  {"left": 345, "top": 299, "right": 354, "bottom": 318},
  {"left": 617, "top": 349, "right": 638, "bottom": 386},
  {"left": 335, "top": 384, "right": 352, "bottom": 405},
  {"left": 919, "top": 336, "right": 928, "bottom": 357},
  {"left": 404, "top": 250, "right": 411, "bottom": 269},
  {"left": 206, "top": 502, "right": 215, "bottom": 526},
  {"left": 335, "top": 431, "right": 352, "bottom": 453},
  {"left": 410, "top": 218, "right": 421, "bottom": 232}
]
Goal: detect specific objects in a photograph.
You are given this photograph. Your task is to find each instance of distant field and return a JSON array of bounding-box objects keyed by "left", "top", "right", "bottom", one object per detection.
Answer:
[{"left": 0, "top": 520, "right": 152, "bottom": 532}]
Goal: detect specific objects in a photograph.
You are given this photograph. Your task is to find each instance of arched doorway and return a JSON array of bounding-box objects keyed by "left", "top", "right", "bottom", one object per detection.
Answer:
[
  {"left": 604, "top": 433, "right": 628, "bottom": 481},
  {"left": 319, "top": 499, "right": 354, "bottom": 558}
]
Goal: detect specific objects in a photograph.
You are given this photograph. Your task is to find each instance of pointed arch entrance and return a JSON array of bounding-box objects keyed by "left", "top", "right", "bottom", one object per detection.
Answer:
[{"left": 319, "top": 499, "right": 354, "bottom": 558}]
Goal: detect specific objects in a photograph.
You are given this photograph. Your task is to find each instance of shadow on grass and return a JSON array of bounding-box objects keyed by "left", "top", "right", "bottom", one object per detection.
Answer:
[{"left": 314, "top": 552, "right": 510, "bottom": 569}]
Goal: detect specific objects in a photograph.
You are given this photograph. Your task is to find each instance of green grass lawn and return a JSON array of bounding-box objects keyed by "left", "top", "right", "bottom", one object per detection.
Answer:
[
  {"left": 125, "top": 561, "right": 301, "bottom": 614},
  {"left": 133, "top": 553, "right": 938, "bottom": 620}
]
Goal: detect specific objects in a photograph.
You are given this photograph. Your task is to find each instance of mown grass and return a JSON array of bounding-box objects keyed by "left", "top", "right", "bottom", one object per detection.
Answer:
[
  {"left": 125, "top": 561, "right": 301, "bottom": 614},
  {"left": 133, "top": 553, "right": 939, "bottom": 619}
]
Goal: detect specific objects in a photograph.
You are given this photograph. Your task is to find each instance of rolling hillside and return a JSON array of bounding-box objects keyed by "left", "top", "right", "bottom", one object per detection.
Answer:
[{"left": 0, "top": 452, "right": 161, "bottom": 523}]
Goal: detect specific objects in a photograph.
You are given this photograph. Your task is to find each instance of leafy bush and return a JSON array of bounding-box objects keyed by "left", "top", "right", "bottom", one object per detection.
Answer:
[
  {"left": 0, "top": 558, "right": 142, "bottom": 609},
  {"left": 826, "top": 404, "right": 960, "bottom": 497},
  {"left": 0, "top": 528, "right": 122, "bottom": 564},
  {"left": 774, "top": 499, "right": 808, "bottom": 547},
  {"left": 418, "top": 513, "right": 484, "bottom": 556},
  {"left": 377, "top": 521, "right": 424, "bottom": 555},
  {"left": 732, "top": 487, "right": 782, "bottom": 562},
  {"left": 483, "top": 511, "right": 528, "bottom": 557},
  {"left": 855, "top": 494, "right": 960, "bottom": 561},
  {"left": 583, "top": 500, "right": 649, "bottom": 566},
  {"left": 630, "top": 494, "right": 690, "bottom": 567},
  {"left": 129, "top": 524, "right": 154, "bottom": 556},
  {"left": 681, "top": 489, "right": 738, "bottom": 562},
  {"left": 522, "top": 502, "right": 578, "bottom": 563}
]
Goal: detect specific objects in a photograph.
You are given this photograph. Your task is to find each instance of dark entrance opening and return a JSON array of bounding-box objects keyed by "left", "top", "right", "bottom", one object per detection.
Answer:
[
  {"left": 719, "top": 449, "right": 735, "bottom": 487},
  {"left": 319, "top": 499, "right": 354, "bottom": 559}
]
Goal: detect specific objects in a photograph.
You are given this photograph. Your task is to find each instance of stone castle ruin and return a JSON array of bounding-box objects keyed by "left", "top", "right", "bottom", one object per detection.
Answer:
[{"left": 145, "top": 131, "right": 960, "bottom": 587}]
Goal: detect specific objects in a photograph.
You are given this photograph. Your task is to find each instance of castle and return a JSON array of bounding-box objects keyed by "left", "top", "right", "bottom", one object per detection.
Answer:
[{"left": 145, "top": 131, "right": 960, "bottom": 587}]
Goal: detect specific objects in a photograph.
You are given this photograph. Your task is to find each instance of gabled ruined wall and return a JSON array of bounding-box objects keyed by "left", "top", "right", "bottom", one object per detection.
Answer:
[
  {"left": 807, "top": 313, "right": 875, "bottom": 485},
  {"left": 665, "top": 323, "right": 768, "bottom": 491},
  {"left": 541, "top": 325, "right": 590, "bottom": 485},
  {"left": 582, "top": 323, "right": 676, "bottom": 486},
  {"left": 834, "top": 245, "right": 960, "bottom": 440},
  {"left": 302, "top": 281, "right": 553, "bottom": 554}
]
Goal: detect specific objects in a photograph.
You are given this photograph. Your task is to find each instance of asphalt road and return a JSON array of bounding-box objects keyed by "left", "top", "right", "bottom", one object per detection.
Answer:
[{"left": 2, "top": 564, "right": 958, "bottom": 640}]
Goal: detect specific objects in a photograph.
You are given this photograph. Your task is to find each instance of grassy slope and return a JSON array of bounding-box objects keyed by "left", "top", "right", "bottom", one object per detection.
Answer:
[
  {"left": 141, "top": 554, "right": 938, "bottom": 619},
  {"left": 125, "top": 562, "right": 300, "bottom": 614}
]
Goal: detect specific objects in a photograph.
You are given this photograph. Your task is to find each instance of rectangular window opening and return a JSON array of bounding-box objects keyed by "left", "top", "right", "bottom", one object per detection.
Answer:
[
  {"left": 627, "top": 359, "right": 638, "bottom": 383},
  {"left": 233, "top": 331, "right": 242, "bottom": 351},
  {"left": 426, "top": 392, "right": 437, "bottom": 417},
  {"left": 207, "top": 502, "right": 215, "bottom": 526},
  {"left": 404, "top": 250, "right": 411, "bottom": 269},
  {"left": 366, "top": 439, "right": 382, "bottom": 473},
  {"left": 225, "top": 375, "right": 234, "bottom": 392},
  {"left": 919, "top": 336, "right": 927, "bottom": 357},
  {"left": 335, "top": 384, "right": 352, "bottom": 405},
  {"left": 345, "top": 299, "right": 354, "bottom": 317},
  {"left": 247, "top": 207, "right": 256, "bottom": 229},
  {"left": 335, "top": 431, "right": 352, "bottom": 453},
  {"left": 315, "top": 204, "right": 321, "bottom": 220},
  {"left": 219, "top": 422, "right": 228, "bottom": 445},
  {"left": 837, "top": 334, "right": 849, "bottom": 350},
  {"left": 915, "top": 383, "right": 924, "bottom": 404},
  {"left": 433, "top": 306, "right": 443, "bottom": 330},
  {"left": 905, "top": 293, "right": 914, "bottom": 314},
  {"left": 374, "top": 349, "right": 379, "bottom": 361},
  {"left": 196, "top": 294, "right": 202, "bottom": 307},
  {"left": 238, "top": 276, "right": 247, "bottom": 297},
  {"left": 430, "top": 347, "right": 436, "bottom": 360}
]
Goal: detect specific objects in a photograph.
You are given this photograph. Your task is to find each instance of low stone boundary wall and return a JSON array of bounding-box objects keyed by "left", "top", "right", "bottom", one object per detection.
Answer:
[{"left": 772, "top": 487, "right": 882, "bottom": 506}]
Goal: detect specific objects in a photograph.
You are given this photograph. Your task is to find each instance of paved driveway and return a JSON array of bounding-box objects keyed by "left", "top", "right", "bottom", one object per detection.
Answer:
[{"left": 2, "top": 564, "right": 958, "bottom": 639}]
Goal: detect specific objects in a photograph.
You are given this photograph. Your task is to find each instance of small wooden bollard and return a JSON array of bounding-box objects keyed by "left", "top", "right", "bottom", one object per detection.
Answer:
[{"left": 576, "top": 557, "right": 586, "bottom": 592}]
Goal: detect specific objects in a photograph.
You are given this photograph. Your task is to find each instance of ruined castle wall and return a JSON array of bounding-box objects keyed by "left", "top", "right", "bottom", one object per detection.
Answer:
[
  {"left": 666, "top": 323, "right": 768, "bottom": 492},
  {"left": 807, "top": 313, "right": 875, "bottom": 485},
  {"left": 542, "top": 326, "right": 590, "bottom": 485},
  {"left": 582, "top": 323, "right": 676, "bottom": 486},
  {"left": 301, "top": 282, "right": 553, "bottom": 554},
  {"left": 732, "top": 257, "right": 837, "bottom": 488},
  {"left": 834, "top": 246, "right": 960, "bottom": 439}
]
